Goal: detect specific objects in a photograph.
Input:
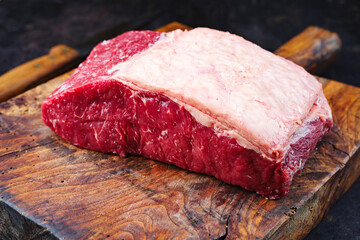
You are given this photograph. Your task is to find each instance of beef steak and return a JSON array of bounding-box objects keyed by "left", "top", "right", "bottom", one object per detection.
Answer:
[{"left": 42, "top": 28, "right": 333, "bottom": 198}]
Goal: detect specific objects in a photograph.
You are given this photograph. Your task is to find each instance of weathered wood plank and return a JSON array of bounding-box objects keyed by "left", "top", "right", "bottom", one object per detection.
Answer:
[
  {"left": 274, "top": 26, "right": 341, "bottom": 75},
  {"left": 0, "top": 73, "right": 359, "bottom": 239},
  {"left": 0, "top": 45, "right": 81, "bottom": 103},
  {"left": 0, "top": 22, "right": 358, "bottom": 239}
]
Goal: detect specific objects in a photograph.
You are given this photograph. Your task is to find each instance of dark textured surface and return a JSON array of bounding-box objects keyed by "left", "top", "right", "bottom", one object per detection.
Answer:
[{"left": 0, "top": 0, "right": 359, "bottom": 239}]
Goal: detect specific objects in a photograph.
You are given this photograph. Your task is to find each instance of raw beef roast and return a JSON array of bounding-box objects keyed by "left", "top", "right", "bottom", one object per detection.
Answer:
[{"left": 42, "top": 28, "right": 333, "bottom": 199}]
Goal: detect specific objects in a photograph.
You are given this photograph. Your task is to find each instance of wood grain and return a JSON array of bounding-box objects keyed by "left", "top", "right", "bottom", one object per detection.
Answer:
[
  {"left": 0, "top": 45, "right": 81, "bottom": 103},
  {"left": 274, "top": 26, "right": 341, "bottom": 75},
  {"left": 0, "top": 22, "right": 358, "bottom": 239}
]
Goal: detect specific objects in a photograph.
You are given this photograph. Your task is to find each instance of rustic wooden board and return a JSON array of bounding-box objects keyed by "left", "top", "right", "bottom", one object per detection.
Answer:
[{"left": 0, "top": 23, "right": 359, "bottom": 239}]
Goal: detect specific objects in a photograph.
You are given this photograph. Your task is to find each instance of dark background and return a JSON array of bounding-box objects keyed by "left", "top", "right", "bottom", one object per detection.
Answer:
[{"left": 0, "top": 0, "right": 359, "bottom": 239}]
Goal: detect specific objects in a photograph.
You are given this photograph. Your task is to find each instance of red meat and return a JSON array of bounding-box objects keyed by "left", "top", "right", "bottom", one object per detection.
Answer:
[{"left": 42, "top": 29, "right": 333, "bottom": 198}]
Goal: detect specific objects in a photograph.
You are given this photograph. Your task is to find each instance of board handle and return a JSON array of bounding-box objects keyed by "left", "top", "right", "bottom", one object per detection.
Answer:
[
  {"left": 274, "top": 26, "right": 341, "bottom": 75},
  {"left": 0, "top": 44, "right": 81, "bottom": 102}
]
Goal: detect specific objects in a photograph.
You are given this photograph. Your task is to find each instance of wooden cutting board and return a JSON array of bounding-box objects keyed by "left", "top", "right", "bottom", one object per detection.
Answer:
[{"left": 0, "top": 22, "right": 359, "bottom": 239}]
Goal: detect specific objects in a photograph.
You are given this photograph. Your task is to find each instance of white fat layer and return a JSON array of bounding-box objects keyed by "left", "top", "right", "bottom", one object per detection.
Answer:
[{"left": 108, "top": 28, "right": 332, "bottom": 161}]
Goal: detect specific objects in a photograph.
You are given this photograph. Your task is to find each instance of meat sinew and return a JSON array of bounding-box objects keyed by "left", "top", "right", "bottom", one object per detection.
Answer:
[{"left": 42, "top": 28, "right": 333, "bottom": 199}]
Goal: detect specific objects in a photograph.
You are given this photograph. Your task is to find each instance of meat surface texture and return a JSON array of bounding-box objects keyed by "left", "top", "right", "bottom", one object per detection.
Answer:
[{"left": 42, "top": 28, "right": 333, "bottom": 199}]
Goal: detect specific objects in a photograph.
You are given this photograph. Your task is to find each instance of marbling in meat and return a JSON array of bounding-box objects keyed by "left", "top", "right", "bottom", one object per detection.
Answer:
[{"left": 42, "top": 28, "right": 333, "bottom": 198}]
